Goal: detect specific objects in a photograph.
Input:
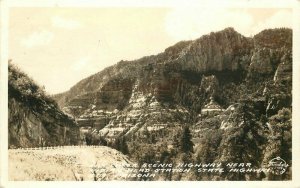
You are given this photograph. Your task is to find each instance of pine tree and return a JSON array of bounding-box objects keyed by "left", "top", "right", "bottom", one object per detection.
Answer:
[
  {"left": 120, "top": 136, "right": 129, "bottom": 155},
  {"left": 113, "top": 136, "right": 129, "bottom": 155},
  {"left": 136, "top": 145, "right": 156, "bottom": 181},
  {"left": 179, "top": 125, "right": 194, "bottom": 153},
  {"left": 263, "top": 108, "right": 291, "bottom": 180},
  {"left": 113, "top": 137, "right": 121, "bottom": 151},
  {"left": 99, "top": 136, "right": 108, "bottom": 146},
  {"left": 85, "top": 132, "right": 93, "bottom": 145},
  {"left": 216, "top": 100, "right": 265, "bottom": 180}
]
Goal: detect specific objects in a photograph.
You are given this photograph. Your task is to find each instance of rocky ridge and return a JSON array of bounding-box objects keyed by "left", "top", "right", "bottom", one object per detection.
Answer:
[{"left": 54, "top": 27, "right": 292, "bottom": 149}]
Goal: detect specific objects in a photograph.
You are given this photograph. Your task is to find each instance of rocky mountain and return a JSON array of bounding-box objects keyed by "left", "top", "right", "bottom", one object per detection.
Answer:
[
  {"left": 8, "top": 62, "right": 80, "bottom": 148},
  {"left": 54, "top": 27, "right": 291, "bottom": 132},
  {"left": 53, "top": 27, "right": 292, "bottom": 180}
]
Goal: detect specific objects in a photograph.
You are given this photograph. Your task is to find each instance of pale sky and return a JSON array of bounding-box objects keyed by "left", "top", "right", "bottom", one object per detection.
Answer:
[{"left": 9, "top": 8, "right": 292, "bottom": 94}]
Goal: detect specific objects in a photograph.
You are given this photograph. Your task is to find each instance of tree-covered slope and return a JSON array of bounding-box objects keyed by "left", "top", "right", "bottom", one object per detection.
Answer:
[{"left": 8, "top": 62, "right": 80, "bottom": 148}]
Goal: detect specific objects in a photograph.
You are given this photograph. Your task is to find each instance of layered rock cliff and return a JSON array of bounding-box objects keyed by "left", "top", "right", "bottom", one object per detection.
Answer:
[
  {"left": 8, "top": 63, "right": 80, "bottom": 148},
  {"left": 54, "top": 27, "right": 291, "bottom": 134},
  {"left": 55, "top": 28, "right": 292, "bottom": 167},
  {"left": 53, "top": 27, "right": 292, "bottom": 180}
]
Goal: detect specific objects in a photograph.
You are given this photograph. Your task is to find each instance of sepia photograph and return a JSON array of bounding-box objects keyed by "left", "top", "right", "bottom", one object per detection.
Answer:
[{"left": 1, "top": 0, "right": 300, "bottom": 187}]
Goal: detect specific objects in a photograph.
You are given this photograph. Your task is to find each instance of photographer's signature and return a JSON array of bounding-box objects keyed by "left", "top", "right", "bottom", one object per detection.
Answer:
[{"left": 268, "top": 156, "right": 289, "bottom": 175}]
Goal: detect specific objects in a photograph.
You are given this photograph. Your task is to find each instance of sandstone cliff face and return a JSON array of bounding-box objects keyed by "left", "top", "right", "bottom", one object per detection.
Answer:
[
  {"left": 249, "top": 48, "right": 273, "bottom": 74},
  {"left": 8, "top": 63, "right": 80, "bottom": 148},
  {"left": 54, "top": 28, "right": 292, "bottom": 145},
  {"left": 248, "top": 28, "right": 292, "bottom": 77},
  {"left": 174, "top": 27, "right": 253, "bottom": 72}
]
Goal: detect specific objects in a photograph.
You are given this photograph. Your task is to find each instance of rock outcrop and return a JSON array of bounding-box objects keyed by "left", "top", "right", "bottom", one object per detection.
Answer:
[
  {"left": 8, "top": 63, "right": 80, "bottom": 148},
  {"left": 53, "top": 27, "right": 292, "bottom": 146}
]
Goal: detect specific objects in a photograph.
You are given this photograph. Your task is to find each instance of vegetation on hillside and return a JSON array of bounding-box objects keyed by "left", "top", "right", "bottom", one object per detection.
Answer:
[{"left": 8, "top": 61, "right": 79, "bottom": 148}]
